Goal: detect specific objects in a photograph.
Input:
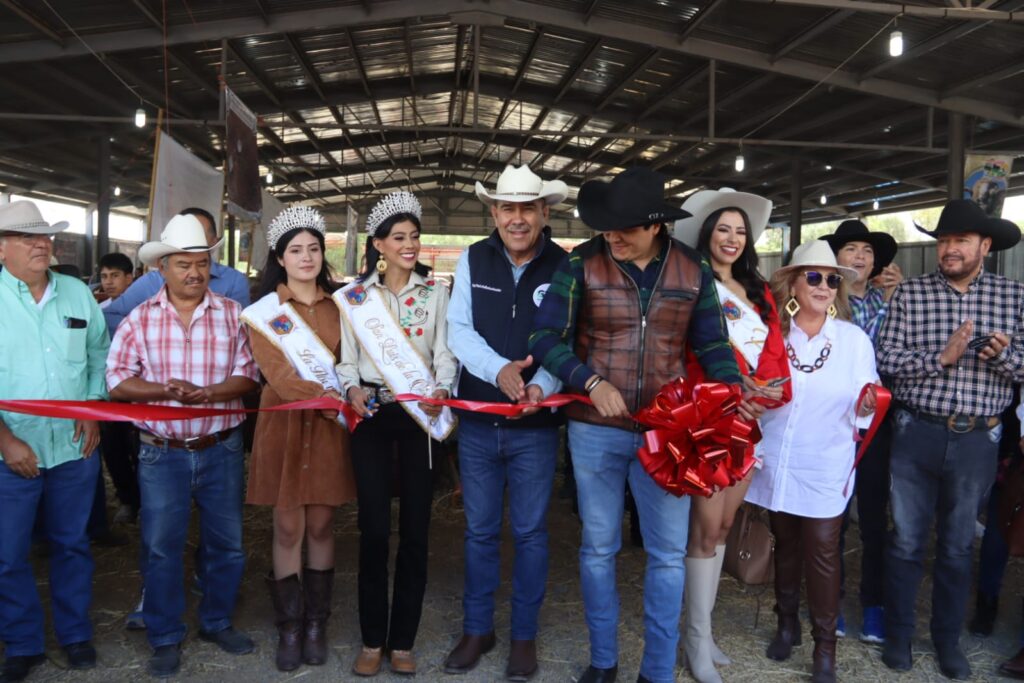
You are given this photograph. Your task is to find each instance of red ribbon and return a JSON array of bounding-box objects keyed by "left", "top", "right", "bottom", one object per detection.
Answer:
[
  {"left": 0, "top": 384, "right": 766, "bottom": 501},
  {"left": 842, "top": 384, "right": 892, "bottom": 496},
  {"left": 0, "top": 394, "right": 593, "bottom": 435},
  {"left": 0, "top": 397, "right": 365, "bottom": 431},
  {"left": 392, "top": 393, "right": 589, "bottom": 416},
  {"left": 634, "top": 379, "right": 761, "bottom": 498}
]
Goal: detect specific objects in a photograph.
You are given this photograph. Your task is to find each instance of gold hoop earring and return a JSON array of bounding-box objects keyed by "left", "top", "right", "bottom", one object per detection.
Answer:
[
  {"left": 376, "top": 258, "right": 388, "bottom": 275},
  {"left": 784, "top": 297, "right": 801, "bottom": 317},
  {"left": 827, "top": 304, "right": 838, "bottom": 319}
]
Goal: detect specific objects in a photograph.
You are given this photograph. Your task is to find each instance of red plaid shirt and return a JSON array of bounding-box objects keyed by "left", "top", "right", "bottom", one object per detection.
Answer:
[{"left": 106, "top": 286, "right": 258, "bottom": 440}]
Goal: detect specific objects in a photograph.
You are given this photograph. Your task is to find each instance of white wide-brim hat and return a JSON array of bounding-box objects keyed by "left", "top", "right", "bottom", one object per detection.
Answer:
[
  {"left": 672, "top": 188, "right": 772, "bottom": 248},
  {"left": 0, "top": 200, "right": 68, "bottom": 235},
  {"left": 139, "top": 214, "right": 223, "bottom": 266},
  {"left": 774, "top": 240, "right": 859, "bottom": 282},
  {"left": 475, "top": 164, "right": 568, "bottom": 206}
]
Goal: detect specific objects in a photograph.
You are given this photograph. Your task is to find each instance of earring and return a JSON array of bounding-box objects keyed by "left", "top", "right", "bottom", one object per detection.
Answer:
[
  {"left": 827, "top": 304, "right": 838, "bottom": 319},
  {"left": 784, "top": 297, "right": 801, "bottom": 317},
  {"left": 376, "top": 258, "right": 388, "bottom": 275}
]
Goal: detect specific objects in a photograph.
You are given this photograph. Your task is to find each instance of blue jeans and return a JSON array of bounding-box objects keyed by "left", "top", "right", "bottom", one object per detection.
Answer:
[
  {"left": 0, "top": 454, "right": 99, "bottom": 656},
  {"left": 138, "top": 429, "right": 245, "bottom": 648},
  {"left": 885, "top": 409, "right": 999, "bottom": 645},
  {"left": 978, "top": 478, "right": 1009, "bottom": 600},
  {"left": 458, "top": 419, "right": 559, "bottom": 639},
  {"left": 568, "top": 420, "right": 690, "bottom": 683}
]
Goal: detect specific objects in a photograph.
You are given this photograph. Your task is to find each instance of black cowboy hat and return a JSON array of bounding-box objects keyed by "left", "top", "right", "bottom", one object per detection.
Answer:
[
  {"left": 915, "top": 199, "right": 1021, "bottom": 252},
  {"left": 577, "top": 167, "right": 690, "bottom": 232},
  {"left": 819, "top": 219, "right": 898, "bottom": 277}
]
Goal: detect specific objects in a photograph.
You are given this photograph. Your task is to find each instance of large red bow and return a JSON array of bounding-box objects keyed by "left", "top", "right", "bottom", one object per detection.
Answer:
[{"left": 635, "top": 379, "right": 761, "bottom": 498}]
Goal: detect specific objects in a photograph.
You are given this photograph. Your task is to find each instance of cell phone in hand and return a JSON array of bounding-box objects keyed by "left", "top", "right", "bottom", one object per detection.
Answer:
[{"left": 968, "top": 335, "right": 994, "bottom": 351}]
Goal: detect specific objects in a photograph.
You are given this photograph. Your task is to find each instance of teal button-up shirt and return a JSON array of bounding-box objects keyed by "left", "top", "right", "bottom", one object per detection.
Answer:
[{"left": 0, "top": 268, "right": 110, "bottom": 469}]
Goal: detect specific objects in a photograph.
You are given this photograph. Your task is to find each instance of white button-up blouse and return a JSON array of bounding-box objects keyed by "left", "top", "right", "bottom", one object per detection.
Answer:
[{"left": 746, "top": 316, "right": 879, "bottom": 518}]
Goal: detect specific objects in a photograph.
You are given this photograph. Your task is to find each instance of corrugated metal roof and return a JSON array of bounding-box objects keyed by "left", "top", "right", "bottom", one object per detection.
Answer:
[{"left": 0, "top": 0, "right": 1019, "bottom": 225}]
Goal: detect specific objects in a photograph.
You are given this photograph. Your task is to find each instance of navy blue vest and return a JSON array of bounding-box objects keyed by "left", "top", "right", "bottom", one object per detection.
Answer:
[{"left": 455, "top": 228, "right": 566, "bottom": 429}]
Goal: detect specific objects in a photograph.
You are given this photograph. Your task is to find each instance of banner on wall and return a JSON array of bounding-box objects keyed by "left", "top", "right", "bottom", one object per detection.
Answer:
[
  {"left": 964, "top": 154, "right": 1013, "bottom": 217},
  {"left": 147, "top": 131, "right": 224, "bottom": 241},
  {"left": 224, "top": 87, "right": 262, "bottom": 221}
]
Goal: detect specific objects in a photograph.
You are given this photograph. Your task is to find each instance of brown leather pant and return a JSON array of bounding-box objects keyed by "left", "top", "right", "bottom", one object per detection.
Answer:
[{"left": 769, "top": 511, "right": 843, "bottom": 678}]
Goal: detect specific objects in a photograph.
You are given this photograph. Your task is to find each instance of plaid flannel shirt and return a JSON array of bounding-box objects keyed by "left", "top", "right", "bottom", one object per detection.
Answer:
[
  {"left": 528, "top": 237, "right": 741, "bottom": 391},
  {"left": 849, "top": 286, "right": 888, "bottom": 343},
  {"left": 876, "top": 268, "right": 1024, "bottom": 417},
  {"left": 106, "top": 286, "right": 258, "bottom": 440}
]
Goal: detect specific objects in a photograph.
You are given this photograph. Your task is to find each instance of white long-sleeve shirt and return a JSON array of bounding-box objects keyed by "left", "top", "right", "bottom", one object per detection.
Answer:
[{"left": 746, "top": 317, "right": 879, "bottom": 518}]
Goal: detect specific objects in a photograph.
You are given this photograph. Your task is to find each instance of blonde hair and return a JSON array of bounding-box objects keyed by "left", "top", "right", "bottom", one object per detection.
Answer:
[{"left": 770, "top": 266, "right": 852, "bottom": 336}]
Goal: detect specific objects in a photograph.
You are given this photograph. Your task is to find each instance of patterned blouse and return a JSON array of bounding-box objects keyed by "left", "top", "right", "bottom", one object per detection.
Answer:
[{"left": 335, "top": 270, "right": 458, "bottom": 393}]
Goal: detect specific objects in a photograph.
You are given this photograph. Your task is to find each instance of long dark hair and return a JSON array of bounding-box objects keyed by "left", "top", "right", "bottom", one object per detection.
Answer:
[
  {"left": 696, "top": 207, "right": 770, "bottom": 322},
  {"left": 257, "top": 227, "right": 337, "bottom": 299},
  {"left": 358, "top": 212, "right": 431, "bottom": 282}
]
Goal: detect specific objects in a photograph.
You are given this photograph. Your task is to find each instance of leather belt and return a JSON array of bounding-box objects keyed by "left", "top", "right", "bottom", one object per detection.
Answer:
[
  {"left": 139, "top": 428, "right": 236, "bottom": 451},
  {"left": 896, "top": 403, "right": 999, "bottom": 434},
  {"left": 362, "top": 383, "right": 397, "bottom": 405}
]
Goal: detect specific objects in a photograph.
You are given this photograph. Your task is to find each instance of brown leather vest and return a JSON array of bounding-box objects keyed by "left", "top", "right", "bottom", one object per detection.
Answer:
[{"left": 564, "top": 236, "right": 702, "bottom": 430}]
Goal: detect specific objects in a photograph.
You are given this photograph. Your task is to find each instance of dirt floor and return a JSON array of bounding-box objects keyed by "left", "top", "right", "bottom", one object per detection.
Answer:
[{"left": 15, "top": 454, "right": 1024, "bottom": 682}]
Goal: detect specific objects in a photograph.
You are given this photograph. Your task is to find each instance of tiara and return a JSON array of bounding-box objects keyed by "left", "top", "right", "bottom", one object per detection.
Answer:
[
  {"left": 365, "top": 191, "right": 422, "bottom": 236},
  {"left": 267, "top": 205, "right": 326, "bottom": 250}
]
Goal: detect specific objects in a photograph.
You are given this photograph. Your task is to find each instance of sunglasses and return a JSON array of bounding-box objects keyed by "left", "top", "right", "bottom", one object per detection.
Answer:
[{"left": 802, "top": 271, "right": 843, "bottom": 289}]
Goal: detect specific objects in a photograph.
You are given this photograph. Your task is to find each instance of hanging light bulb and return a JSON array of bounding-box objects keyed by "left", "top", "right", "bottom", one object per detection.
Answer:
[
  {"left": 734, "top": 153, "right": 745, "bottom": 172},
  {"left": 819, "top": 192, "right": 827, "bottom": 206},
  {"left": 889, "top": 30, "right": 903, "bottom": 57},
  {"left": 114, "top": 185, "right": 122, "bottom": 197},
  {"left": 265, "top": 169, "right": 274, "bottom": 184},
  {"left": 134, "top": 107, "right": 146, "bottom": 128},
  {"left": 573, "top": 207, "right": 580, "bottom": 218},
  {"left": 825, "top": 164, "right": 833, "bottom": 171},
  {"left": 873, "top": 198, "right": 880, "bottom": 210}
]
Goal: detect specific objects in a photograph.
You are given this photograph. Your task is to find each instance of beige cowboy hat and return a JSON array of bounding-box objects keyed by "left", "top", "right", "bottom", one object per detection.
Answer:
[
  {"left": 774, "top": 240, "right": 859, "bottom": 281},
  {"left": 0, "top": 200, "right": 68, "bottom": 234},
  {"left": 138, "top": 214, "right": 223, "bottom": 266},
  {"left": 672, "top": 188, "right": 772, "bottom": 248},
  {"left": 475, "top": 164, "right": 568, "bottom": 206}
]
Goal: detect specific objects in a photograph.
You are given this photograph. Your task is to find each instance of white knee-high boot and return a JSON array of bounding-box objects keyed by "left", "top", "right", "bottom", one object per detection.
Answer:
[
  {"left": 684, "top": 555, "right": 723, "bottom": 683},
  {"left": 709, "top": 544, "right": 732, "bottom": 666}
]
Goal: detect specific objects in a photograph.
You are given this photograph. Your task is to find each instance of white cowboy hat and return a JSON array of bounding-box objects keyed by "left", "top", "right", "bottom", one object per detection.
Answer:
[
  {"left": 774, "top": 240, "right": 859, "bottom": 282},
  {"left": 0, "top": 200, "right": 68, "bottom": 235},
  {"left": 139, "top": 214, "right": 223, "bottom": 266},
  {"left": 672, "top": 188, "right": 772, "bottom": 248},
  {"left": 475, "top": 164, "right": 569, "bottom": 206}
]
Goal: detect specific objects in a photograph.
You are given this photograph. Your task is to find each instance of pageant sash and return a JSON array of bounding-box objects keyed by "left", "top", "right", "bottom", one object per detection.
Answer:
[
  {"left": 715, "top": 280, "right": 767, "bottom": 372},
  {"left": 241, "top": 293, "right": 348, "bottom": 427},
  {"left": 333, "top": 281, "right": 455, "bottom": 440}
]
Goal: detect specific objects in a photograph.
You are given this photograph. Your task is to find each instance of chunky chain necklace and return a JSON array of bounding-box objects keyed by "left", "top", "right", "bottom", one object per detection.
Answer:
[{"left": 786, "top": 341, "right": 832, "bottom": 373}]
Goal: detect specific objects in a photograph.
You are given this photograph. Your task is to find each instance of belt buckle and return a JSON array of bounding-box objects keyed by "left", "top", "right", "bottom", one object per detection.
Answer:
[
  {"left": 947, "top": 414, "right": 974, "bottom": 434},
  {"left": 378, "top": 386, "right": 395, "bottom": 404},
  {"left": 183, "top": 435, "right": 204, "bottom": 450}
]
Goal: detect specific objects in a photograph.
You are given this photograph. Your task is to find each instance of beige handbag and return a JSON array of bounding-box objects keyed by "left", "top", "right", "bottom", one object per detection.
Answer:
[{"left": 723, "top": 503, "right": 775, "bottom": 586}]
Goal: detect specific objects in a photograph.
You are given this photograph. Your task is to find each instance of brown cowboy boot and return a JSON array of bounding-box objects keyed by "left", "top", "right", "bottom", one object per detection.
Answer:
[
  {"left": 266, "top": 572, "right": 303, "bottom": 672},
  {"left": 302, "top": 567, "right": 334, "bottom": 665},
  {"left": 766, "top": 512, "right": 803, "bottom": 661}
]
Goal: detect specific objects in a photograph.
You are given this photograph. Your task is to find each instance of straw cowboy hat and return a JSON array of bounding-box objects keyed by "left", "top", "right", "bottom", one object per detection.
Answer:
[
  {"left": 914, "top": 198, "right": 1021, "bottom": 252},
  {"left": 672, "top": 187, "right": 773, "bottom": 248},
  {"left": 577, "top": 167, "right": 690, "bottom": 232},
  {"left": 774, "top": 240, "right": 859, "bottom": 282},
  {"left": 475, "top": 164, "right": 568, "bottom": 206},
  {"left": 138, "top": 214, "right": 223, "bottom": 266},
  {"left": 0, "top": 200, "right": 68, "bottom": 234},
  {"left": 819, "top": 219, "right": 898, "bottom": 277}
]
